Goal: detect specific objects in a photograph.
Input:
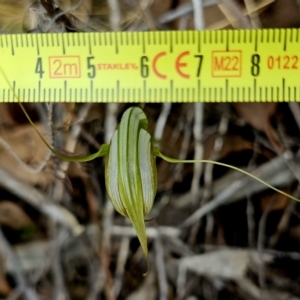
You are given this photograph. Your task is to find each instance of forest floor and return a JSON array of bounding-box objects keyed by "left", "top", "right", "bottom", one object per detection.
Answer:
[{"left": 0, "top": 0, "right": 300, "bottom": 299}]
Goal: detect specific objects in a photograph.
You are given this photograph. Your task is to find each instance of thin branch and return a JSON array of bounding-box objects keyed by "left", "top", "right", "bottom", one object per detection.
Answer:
[
  {"left": 191, "top": 0, "right": 204, "bottom": 29},
  {"left": 202, "top": 115, "right": 228, "bottom": 243},
  {"left": 289, "top": 103, "right": 300, "bottom": 130},
  {"left": 108, "top": 0, "right": 121, "bottom": 31},
  {"left": 176, "top": 262, "right": 187, "bottom": 300},
  {"left": 0, "top": 135, "right": 49, "bottom": 174},
  {"left": 52, "top": 103, "right": 93, "bottom": 204},
  {"left": 269, "top": 195, "right": 298, "bottom": 248},
  {"left": 154, "top": 233, "right": 168, "bottom": 300},
  {"left": 112, "top": 225, "right": 181, "bottom": 239},
  {"left": 246, "top": 133, "right": 260, "bottom": 249},
  {"left": 114, "top": 237, "right": 130, "bottom": 297},
  {"left": 208, "top": 0, "right": 274, "bottom": 29},
  {"left": 181, "top": 153, "right": 299, "bottom": 227},
  {"left": 52, "top": 248, "right": 70, "bottom": 300},
  {"left": 191, "top": 103, "right": 204, "bottom": 202},
  {"left": 219, "top": 0, "right": 252, "bottom": 28},
  {"left": 174, "top": 105, "right": 194, "bottom": 181},
  {"left": 0, "top": 168, "right": 84, "bottom": 236},
  {"left": 45, "top": 0, "right": 84, "bottom": 31},
  {"left": 131, "top": 0, "right": 219, "bottom": 31},
  {"left": 244, "top": 0, "right": 262, "bottom": 28},
  {"left": 257, "top": 197, "right": 275, "bottom": 289},
  {"left": 133, "top": 0, "right": 157, "bottom": 30},
  {"left": 154, "top": 103, "right": 172, "bottom": 146},
  {"left": 0, "top": 227, "right": 39, "bottom": 300}
]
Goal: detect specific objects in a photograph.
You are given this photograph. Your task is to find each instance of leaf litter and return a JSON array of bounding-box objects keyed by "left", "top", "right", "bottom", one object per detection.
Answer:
[{"left": 0, "top": 1, "right": 300, "bottom": 299}]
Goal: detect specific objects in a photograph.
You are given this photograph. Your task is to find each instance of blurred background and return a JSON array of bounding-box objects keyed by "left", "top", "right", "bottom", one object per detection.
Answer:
[{"left": 0, "top": 0, "right": 300, "bottom": 299}]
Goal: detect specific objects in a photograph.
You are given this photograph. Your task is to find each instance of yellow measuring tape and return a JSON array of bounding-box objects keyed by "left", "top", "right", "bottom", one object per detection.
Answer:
[{"left": 1, "top": 29, "right": 300, "bottom": 102}]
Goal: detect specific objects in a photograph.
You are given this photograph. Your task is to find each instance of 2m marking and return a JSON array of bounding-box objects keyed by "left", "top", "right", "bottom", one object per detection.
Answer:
[
  {"left": 212, "top": 50, "right": 242, "bottom": 77},
  {"left": 49, "top": 56, "right": 81, "bottom": 78}
]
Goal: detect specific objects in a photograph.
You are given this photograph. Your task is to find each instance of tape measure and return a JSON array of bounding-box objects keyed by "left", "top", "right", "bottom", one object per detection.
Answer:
[{"left": 1, "top": 29, "right": 300, "bottom": 102}]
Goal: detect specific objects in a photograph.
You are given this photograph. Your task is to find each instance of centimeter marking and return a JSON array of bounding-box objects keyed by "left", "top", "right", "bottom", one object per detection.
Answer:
[{"left": 1, "top": 29, "right": 300, "bottom": 102}]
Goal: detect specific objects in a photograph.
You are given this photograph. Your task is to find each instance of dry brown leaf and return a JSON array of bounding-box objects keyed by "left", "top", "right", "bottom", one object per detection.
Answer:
[
  {"left": 203, "top": 133, "right": 254, "bottom": 160},
  {"left": 260, "top": 0, "right": 300, "bottom": 28},
  {"left": 0, "top": 253, "right": 10, "bottom": 297},
  {"left": 260, "top": 192, "right": 289, "bottom": 212},
  {"left": 0, "top": 104, "right": 16, "bottom": 126},
  {"left": 207, "top": 0, "right": 274, "bottom": 30},
  {"left": 233, "top": 103, "right": 277, "bottom": 133},
  {"left": 0, "top": 123, "right": 54, "bottom": 187},
  {"left": 289, "top": 224, "right": 300, "bottom": 245},
  {"left": 0, "top": 201, "right": 34, "bottom": 230},
  {"left": 59, "top": 0, "right": 92, "bottom": 23},
  {"left": 205, "top": 4, "right": 226, "bottom": 28},
  {"left": 0, "top": 103, "right": 43, "bottom": 126},
  {"left": 180, "top": 249, "right": 250, "bottom": 279},
  {"left": 150, "top": 0, "right": 174, "bottom": 18},
  {"left": 0, "top": 0, "right": 28, "bottom": 33},
  {"left": 0, "top": 276, "right": 10, "bottom": 297},
  {"left": 233, "top": 103, "right": 282, "bottom": 152},
  {"left": 126, "top": 271, "right": 157, "bottom": 300}
]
